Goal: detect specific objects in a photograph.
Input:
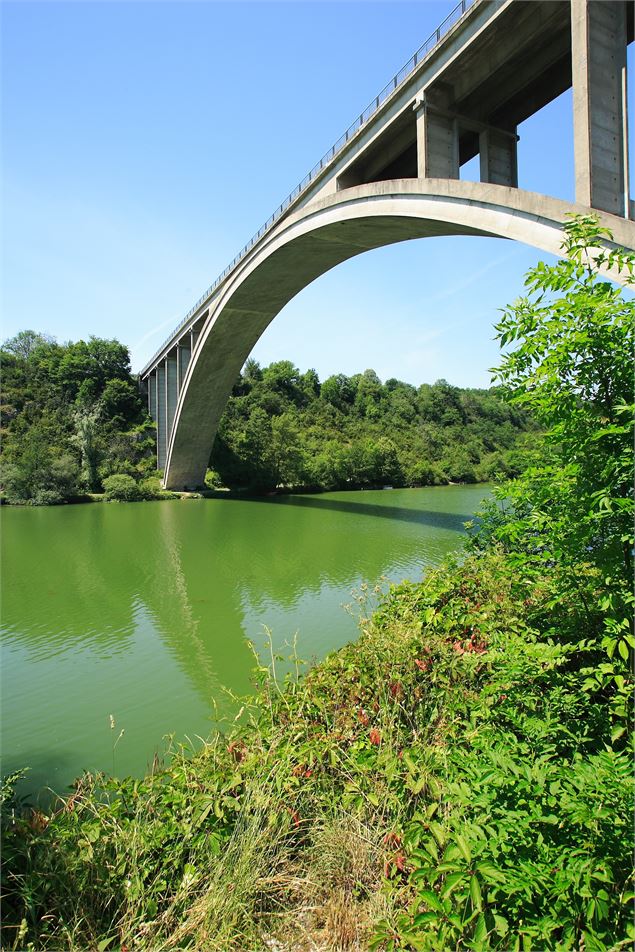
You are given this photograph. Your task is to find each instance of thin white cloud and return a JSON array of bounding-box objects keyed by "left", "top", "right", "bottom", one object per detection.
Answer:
[
  {"left": 425, "top": 246, "right": 524, "bottom": 305},
  {"left": 130, "top": 315, "right": 182, "bottom": 353}
]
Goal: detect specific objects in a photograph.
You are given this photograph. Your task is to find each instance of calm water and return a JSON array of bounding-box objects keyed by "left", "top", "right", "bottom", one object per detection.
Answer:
[{"left": 1, "top": 485, "right": 488, "bottom": 797}]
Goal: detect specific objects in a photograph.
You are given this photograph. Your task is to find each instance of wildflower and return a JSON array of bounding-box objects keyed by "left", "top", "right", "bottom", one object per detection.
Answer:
[{"left": 369, "top": 728, "right": 381, "bottom": 746}]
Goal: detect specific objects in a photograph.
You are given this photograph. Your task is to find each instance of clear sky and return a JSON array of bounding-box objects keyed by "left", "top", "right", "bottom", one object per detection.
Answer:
[{"left": 2, "top": 1, "right": 633, "bottom": 388}]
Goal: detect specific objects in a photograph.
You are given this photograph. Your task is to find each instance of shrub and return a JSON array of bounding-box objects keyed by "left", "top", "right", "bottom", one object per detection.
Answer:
[
  {"left": 102, "top": 473, "right": 142, "bottom": 502},
  {"left": 205, "top": 468, "right": 224, "bottom": 489}
]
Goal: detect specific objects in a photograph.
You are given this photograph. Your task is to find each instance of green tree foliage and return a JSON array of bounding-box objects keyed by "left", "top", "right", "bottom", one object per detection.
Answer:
[
  {"left": 102, "top": 473, "right": 144, "bottom": 502},
  {"left": 0, "top": 334, "right": 152, "bottom": 503},
  {"left": 212, "top": 362, "right": 534, "bottom": 492},
  {"left": 474, "top": 215, "right": 634, "bottom": 737}
]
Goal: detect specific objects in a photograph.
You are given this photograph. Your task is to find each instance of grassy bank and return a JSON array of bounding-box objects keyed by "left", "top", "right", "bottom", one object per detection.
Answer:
[{"left": 2, "top": 546, "right": 632, "bottom": 951}]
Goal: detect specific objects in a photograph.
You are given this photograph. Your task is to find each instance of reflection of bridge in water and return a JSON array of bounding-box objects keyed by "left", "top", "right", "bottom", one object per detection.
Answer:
[
  {"left": 3, "top": 495, "right": 475, "bottom": 710},
  {"left": 1, "top": 489, "right": 482, "bottom": 793},
  {"left": 139, "top": 0, "right": 635, "bottom": 490}
]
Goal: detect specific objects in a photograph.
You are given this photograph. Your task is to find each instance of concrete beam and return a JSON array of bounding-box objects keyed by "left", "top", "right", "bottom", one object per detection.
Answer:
[{"left": 572, "top": 0, "right": 629, "bottom": 216}]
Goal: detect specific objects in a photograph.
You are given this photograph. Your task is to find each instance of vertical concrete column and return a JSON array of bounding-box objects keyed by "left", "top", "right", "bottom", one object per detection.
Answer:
[
  {"left": 190, "top": 329, "right": 200, "bottom": 353},
  {"left": 156, "top": 363, "right": 167, "bottom": 470},
  {"left": 415, "top": 99, "right": 459, "bottom": 179},
  {"left": 166, "top": 350, "right": 178, "bottom": 457},
  {"left": 178, "top": 343, "right": 191, "bottom": 389},
  {"left": 479, "top": 128, "right": 518, "bottom": 187},
  {"left": 415, "top": 85, "right": 459, "bottom": 180},
  {"left": 571, "top": 0, "right": 629, "bottom": 216},
  {"left": 148, "top": 370, "right": 157, "bottom": 421}
]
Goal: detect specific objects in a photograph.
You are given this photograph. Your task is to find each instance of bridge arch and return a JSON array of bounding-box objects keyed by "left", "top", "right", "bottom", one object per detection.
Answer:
[{"left": 164, "top": 179, "right": 634, "bottom": 489}]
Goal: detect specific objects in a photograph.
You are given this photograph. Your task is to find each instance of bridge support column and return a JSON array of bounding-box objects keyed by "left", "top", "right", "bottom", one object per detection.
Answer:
[
  {"left": 156, "top": 363, "right": 166, "bottom": 470},
  {"left": 479, "top": 128, "right": 518, "bottom": 187},
  {"left": 166, "top": 350, "right": 178, "bottom": 459},
  {"left": 415, "top": 96, "right": 459, "bottom": 179},
  {"left": 177, "top": 341, "right": 191, "bottom": 390},
  {"left": 148, "top": 370, "right": 157, "bottom": 420},
  {"left": 571, "top": 0, "right": 630, "bottom": 217}
]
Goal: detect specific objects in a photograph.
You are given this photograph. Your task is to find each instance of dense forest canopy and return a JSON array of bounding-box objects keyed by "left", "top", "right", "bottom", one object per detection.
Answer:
[
  {"left": 0, "top": 331, "right": 154, "bottom": 504},
  {"left": 0, "top": 330, "right": 536, "bottom": 502},
  {"left": 212, "top": 361, "right": 536, "bottom": 491}
]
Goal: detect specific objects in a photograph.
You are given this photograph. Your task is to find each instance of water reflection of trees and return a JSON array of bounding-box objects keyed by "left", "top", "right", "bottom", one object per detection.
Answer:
[{"left": 2, "top": 487, "right": 485, "bottom": 704}]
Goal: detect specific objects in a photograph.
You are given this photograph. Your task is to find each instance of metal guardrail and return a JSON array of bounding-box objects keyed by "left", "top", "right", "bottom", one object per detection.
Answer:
[{"left": 142, "top": 0, "right": 477, "bottom": 376}]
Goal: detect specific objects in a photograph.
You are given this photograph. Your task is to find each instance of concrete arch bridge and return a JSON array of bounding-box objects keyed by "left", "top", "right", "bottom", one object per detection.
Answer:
[{"left": 140, "top": 0, "right": 635, "bottom": 490}]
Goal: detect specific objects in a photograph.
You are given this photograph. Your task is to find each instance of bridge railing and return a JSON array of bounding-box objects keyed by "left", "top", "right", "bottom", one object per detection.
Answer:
[{"left": 142, "top": 0, "right": 477, "bottom": 375}]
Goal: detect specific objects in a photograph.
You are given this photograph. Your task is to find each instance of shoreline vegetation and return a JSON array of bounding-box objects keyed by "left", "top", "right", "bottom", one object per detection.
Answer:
[
  {"left": 1, "top": 331, "right": 537, "bottom": 507},
  {"left": 1, "top": 218, "right": 633, "bottom": 950},
  {"left": 0, "top": 482, "right": 491, "bottom": 508}
]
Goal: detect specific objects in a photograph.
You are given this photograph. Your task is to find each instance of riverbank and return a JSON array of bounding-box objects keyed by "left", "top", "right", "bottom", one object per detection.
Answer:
[
  {"left": 0, "top": 477, "right": 494, "bottom": 508},
  {"left": 2, "top": 545, "right": 631, "bottom": 951}
]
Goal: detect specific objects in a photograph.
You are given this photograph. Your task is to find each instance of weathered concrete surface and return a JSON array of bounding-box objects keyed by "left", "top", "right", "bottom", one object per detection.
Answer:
[
  {"left": 163, "top": 178, "right": 635, "bottom": 489},
  {"left": 572, "top": 0, "right": 630, "bottom": 216}
]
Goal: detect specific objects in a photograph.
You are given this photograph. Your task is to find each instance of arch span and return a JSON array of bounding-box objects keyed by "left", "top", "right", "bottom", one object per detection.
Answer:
[{"left": 164, "top": 179, "right": 635, "bottom": 489}]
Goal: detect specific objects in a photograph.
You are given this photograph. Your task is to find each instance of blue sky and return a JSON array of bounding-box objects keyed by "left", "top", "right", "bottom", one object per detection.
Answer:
[{"left": 2, "top": 1, "right": 632, "bottom": 388}]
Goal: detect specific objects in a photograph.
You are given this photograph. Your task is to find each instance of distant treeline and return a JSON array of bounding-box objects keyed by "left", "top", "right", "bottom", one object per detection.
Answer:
[
  {"left": 0, "top": 331, "right": 537, "bottom": 503},
  {"left": 210, "top": 359, "right": 538, "bottom": 492}
]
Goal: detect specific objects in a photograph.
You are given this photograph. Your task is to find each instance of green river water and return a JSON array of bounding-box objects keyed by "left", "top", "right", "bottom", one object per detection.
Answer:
[{"left": 1, "top": 485, "right": 489, "bottom": 798}]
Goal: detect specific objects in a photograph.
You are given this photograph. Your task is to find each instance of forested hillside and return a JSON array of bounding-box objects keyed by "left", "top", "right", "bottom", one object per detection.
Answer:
[
  {"left": 211, "top": 363, "right": 536, "bottom": 491},
  {"left": 0, "top": 331, "right": 155, "bottom": 504},
  {"left": 0, "top": 329, "right": 536, "bottom": 502}
]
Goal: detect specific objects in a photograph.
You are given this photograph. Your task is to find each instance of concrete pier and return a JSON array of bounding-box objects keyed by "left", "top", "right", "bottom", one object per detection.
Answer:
[{"left": 572, "top": 0, "right": 630, "bottom": 217}]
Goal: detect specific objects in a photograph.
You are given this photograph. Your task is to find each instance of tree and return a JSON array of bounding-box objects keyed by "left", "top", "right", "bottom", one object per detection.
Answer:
[
  {"left": 1, "top": 330, "right": 55, "bottom": 360},
  {"left": 72, "top": 408, "right": 102, "bottom": 492},
  {"left": 490, "top": 216, "right": 634, "bottom": 584},
  {"left": 99, "top": 378, "right": 143, "bottom": 427},
  {"left": 0, "top": 425, "right": 80, "bottom": 504},
  {"left": 477, "top": 215, "right": 634, "bottom": 736}
]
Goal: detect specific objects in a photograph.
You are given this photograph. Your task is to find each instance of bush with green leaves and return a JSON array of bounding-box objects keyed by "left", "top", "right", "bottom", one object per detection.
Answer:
[{"left": 102, "top": 473, "right": 143, "bottom": 502}]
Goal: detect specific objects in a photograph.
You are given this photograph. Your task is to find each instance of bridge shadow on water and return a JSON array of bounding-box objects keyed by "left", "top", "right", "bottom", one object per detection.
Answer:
[{"left": 222, "top": 492, "right": 473, "bottom": 533}]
